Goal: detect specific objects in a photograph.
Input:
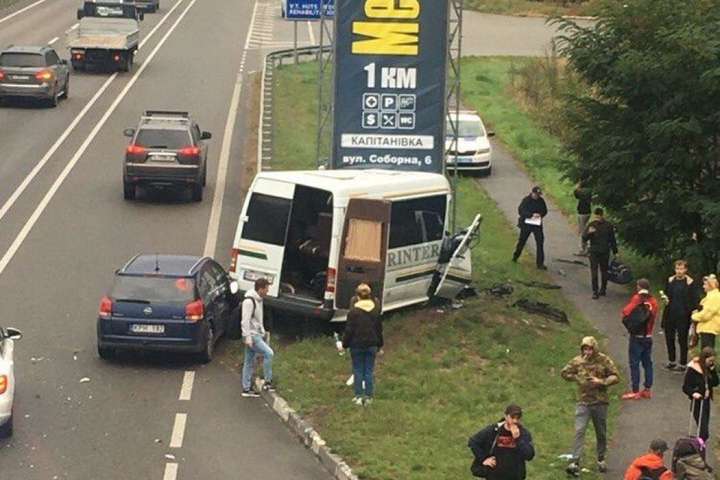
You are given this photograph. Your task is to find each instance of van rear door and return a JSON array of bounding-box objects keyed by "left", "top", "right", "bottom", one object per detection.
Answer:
[
  {"left": 431, "top": 214, "right": 483, "bottom": 300},
  {"left": 335, "top": 199, "right": 391, "bottom": 309},
  {"left": 233, "top": 179, "right": 294, "bottom": 297}
]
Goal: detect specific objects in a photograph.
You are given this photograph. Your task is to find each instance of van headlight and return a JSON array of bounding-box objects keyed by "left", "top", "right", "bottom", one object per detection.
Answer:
[{"left": 243, "top": 270, "right": 274, "bottom": 284}]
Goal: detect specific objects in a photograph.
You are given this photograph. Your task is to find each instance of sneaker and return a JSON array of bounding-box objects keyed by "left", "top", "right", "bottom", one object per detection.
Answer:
[
  {"left": 511, "top": 255, "right": 519, "bottom": 263},
  {"left": 597, "top": 460, "right": 607, "bottom": 473},
  {"left": 537, "top": 265, "right": 548, "bottom": 270},
  {"left": 674, "top": 364, "right": 687, "bottom": 373},
  {"left": 592, "top": 293, "right": 599, "bottom": 300},
  {"left": 363, "top": 397, "right": 374, "bottom": 406},
  {"left": 566, "top": 462, "right": 580, "bottom": 477},
  {"left": 622, "top": 391, "right": 642, "bottom": 400},
  {"left": 242, "top": 389, "right": 260, "bottom": 398},
  {"left": 262, "top": 381, "right": 276, "bottom": 392},
  {"left": 665, "top": 362, "right": 677, "bottom": 371},
  {"left": 640, "top": 389, "right": 652, "bottom": 399},
  {"left": 352, "top": 396, "right": 363, "bottom": 406},
  {"left": 599, "top": 290, "right": 606, "bottom": 296}
]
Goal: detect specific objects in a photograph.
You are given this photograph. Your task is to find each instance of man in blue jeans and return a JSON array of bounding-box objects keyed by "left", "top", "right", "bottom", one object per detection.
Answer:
[
  {"left": 621, "top": 279, "right": 659, "bottom": 400},
  {"left": 241, "top": 278, "right": 274, "bottom": 397}
]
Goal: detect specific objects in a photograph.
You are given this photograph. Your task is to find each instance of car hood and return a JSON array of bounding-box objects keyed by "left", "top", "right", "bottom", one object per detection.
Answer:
[{"left": 445, "top": 136, "right": 490, "bottom": 153}]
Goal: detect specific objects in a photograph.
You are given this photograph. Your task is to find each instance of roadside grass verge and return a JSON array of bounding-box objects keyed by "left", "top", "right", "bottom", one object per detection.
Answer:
[
  {"left": 239, "top": 60, "right": 618, "bottom": 480},
  {"left": 464, "top": 0, "right": 604, "bottom": 17}
]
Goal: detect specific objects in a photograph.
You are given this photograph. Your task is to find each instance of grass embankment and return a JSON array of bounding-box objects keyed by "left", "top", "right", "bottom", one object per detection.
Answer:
[
  {"left": 260, "top": 61, "right": 616, "bottom": 480},
  {"left": 464, "top": 0, "right": 603, "bottom": 17}
]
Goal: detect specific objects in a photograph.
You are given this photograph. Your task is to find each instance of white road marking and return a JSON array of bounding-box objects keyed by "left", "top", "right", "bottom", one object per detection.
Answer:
[
  {"left": 179, "top": 371, "right": 195, "bottom": 401},
  {"left": 169, "top": 413, "right": 187, "bottom": 448},
  {"left": 65, "top": 22, "right": 79, "bottom": 34},
  {"left": 307, "top": 21, "right": 315, "bottom": 44},
  {"left": 0, "top": 0, "right": 198, "bottom": 276},
  {"left": 0, "top": 0, "right": 48, "bottom": 26},
  {"left": 47, "top": 36, "right": 59, "bottom": 45},
  {"left": 202, "top": 0, "right": 260, "bottom": 258},
  {"left": 163, "top": 463, "right": 178, "bottom": 480},
  {"left": 0, "top": 0, "right": 187, "bottom": 228}
]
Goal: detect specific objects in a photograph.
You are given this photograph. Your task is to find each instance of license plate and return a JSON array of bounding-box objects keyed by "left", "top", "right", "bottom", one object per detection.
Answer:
[
  {"left": 149, "top": 155, "right": 175, "bottom": 162},
  {"left": 11, "top": 75, "right": 29, "bottom": 80},
  {"left": 130, "top": 324, "right": 165, "bottom": 334}
]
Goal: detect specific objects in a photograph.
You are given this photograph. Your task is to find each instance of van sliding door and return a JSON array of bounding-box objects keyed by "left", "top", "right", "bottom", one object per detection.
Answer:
[{"left": 336, "top": 199, "right": 391, "bottom": 310}]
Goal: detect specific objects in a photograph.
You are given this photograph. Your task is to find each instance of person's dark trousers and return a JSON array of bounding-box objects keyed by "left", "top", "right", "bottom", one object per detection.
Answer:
[
  {"left": 589, "top": 252, "right": 610, "bottom": 294},
  {"left": 350, "top": 347, "right": 377, "bottom": 398},
  {"left": 692, "top": 397, "right": 712, "bottom": 442},
  {"left": 628, "top": 337, "right": 654, "bottom": 392},
  {"left": 513, "top": 225, "right": 545, "bottom": 267},
  {"left": 665, "top": 319, "right": 690, "bottom": 365},
  {"left": 700, "top": 333, "right": 716, "bottom": 350}
]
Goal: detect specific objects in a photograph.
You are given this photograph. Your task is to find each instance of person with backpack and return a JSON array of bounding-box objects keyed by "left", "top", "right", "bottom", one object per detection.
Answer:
[
  {"left": 691, "top": 275, "right": 720, "bottom": 350},
  {"left": 682, "top": 347, "right": 719, "bottom": 442},
  {"left": 582, "top": 208, "right": 618, "bottom": 300},
  {"left": 623, "top": 439, "right": 673, "bottom": 480},
  {"left": 468, "top": 404, "right": 535, "bottom": 479},
  {"left": 662, "top": 260, "right": 697, "bottom": 372},
  {"left": 561, "top": 336, "right": 620, "bottom": 476},
  {"left": 512, "top": 186, "right": 548, "bottom": 270},
  {"left": 241, "top": 278, "right": 274, "bottom": 398},
  {"left": 672, "top": 436, "right": 714, "bottom": 479},
  {"left": 573, "top": 181, "right": 592, "bottom": 256},
  {"left": 621, "top": 279, "right": 659, "bottom": 400},
  {"left": 341, "top": 283, "right": 383, "bottom": 406}
]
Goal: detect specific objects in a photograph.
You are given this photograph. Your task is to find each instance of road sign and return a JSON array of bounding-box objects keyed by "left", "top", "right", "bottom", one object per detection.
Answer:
[{"left": 285, "top": 0, "right": 334, "bottom": 20}]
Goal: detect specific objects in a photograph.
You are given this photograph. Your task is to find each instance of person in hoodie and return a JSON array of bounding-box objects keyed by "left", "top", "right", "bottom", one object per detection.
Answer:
[
  {"left": 342, "top": 283, "right": 382, "bottom": 405},
  {"left": 621, "top": 279, "right": 659, "bottom": 401},
  {"left": 468, "top": 404, "right": 535, "bottom": 480},
  {"left": 241, "top": 278, "right": 273, "bottom": 398},
  {"left": 582, "top": 207, "right": 618, "bottom": 300},
  {"left": 561, "top": 336, "right": 620, "bottom": 476},
  {"left": 662, "top": 260, "right": 697, "bottom": 372},
  {"left": 691, "top": 274, "right": 720, "bottom": 350},
  {"left": 512, "top": 186, "right": 548, "bottom": 270},
  {"left": 682, "top": 347, "right": 719, "bottom": 442},
  {"left": 624, "top": 439, "right": 673, "bottom": 480}
]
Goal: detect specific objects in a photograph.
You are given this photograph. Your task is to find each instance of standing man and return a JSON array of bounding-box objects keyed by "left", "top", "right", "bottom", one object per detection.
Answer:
[
  {"left": 582, "top": 208, "right": 618, "bottom": 300},
  {"left": 512, "top": 186, "right": 548, "bottom": 270},
  {"left": 623, "top": 439, "right": 672, "bottom": 480},
  {"left": 561, "top": 336, "right": 620, "bottom": 476},
  {"left": 241, "top": 278, "right": 274, "bottom": 397},
  {"left": 662, "top": 259, "right": 696, "bottom": 371},
  {"left": 574, "top": 181, "right": 592, "bottom": 256},
  {"left": 468, "top": 404, "right": 535, "bottom": 480},
  {"left": 621, "top": 279, "right": 659, "bottom": 400}
]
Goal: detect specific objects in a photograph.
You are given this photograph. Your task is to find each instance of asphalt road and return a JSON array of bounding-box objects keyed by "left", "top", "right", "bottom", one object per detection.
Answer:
[{"left": 0, "top": 0, "right": 332, "bottom": 479}]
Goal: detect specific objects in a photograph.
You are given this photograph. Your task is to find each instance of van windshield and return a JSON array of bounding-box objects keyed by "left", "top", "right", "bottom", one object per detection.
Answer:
[{"left": 242, "top": 193, "right": 291, "bottom": 246}]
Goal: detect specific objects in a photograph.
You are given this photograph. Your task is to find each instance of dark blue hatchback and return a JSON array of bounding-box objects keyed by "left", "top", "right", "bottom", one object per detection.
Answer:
[{"left": 97, "top": 254, "right": 239, "bottom": 362}]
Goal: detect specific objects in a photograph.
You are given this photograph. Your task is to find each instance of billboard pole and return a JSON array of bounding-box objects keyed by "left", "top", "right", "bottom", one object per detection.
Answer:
[
  {"left": 315, "top": 0, "right": 334, "bottom": 169},
  {"left": 446, "top": 0, "right": 463, "bottom": 233}
]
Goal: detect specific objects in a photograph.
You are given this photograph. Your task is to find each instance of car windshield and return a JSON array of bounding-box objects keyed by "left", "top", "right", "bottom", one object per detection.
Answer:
[
  {"left": 111, "top": 275, "right": 195, "bottom": 304},
  {"left": 446, "top": 119, "right": 485, "bottom": 138},
  {"left": 135, "top": 129, "right": 191, "bottom": 149},
  {"left": 0, "top": 53, "right": 46, "bottom": 67}
]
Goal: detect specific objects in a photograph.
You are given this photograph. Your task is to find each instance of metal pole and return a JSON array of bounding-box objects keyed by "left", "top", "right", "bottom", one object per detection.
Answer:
[
  {"left": 315, "top": 4, "right": 325, "bottom": 167},
  {"left": 293, "top": 20, "right": 298, "bottom": 65}
]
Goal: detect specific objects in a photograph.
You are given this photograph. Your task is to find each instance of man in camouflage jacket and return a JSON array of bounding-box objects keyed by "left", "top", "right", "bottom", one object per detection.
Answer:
[{"left": 561, "top": 336, "right": 620, "bottom": 477}]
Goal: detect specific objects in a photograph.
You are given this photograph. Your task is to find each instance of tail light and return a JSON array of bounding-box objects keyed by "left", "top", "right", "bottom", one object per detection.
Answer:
[
  {"left": 185, "top": 300, "right": 204, "bottom": 322},
  {"left": 0, "top": 375, "right": 7, "bottom": 395},
  {"left": 73, "top": 53, "right": 84, "bottom": 60},
  {"left": 229, "top": 248, "right": 240, "bottom": 272},
  {"left": 99, "top": 296, "right": 113, "bottom": 318},
  {"left": 126, "top": 144, "right": 146, "bottom": 155},
  {"left": 0, "top": 70, "right": 5, "bottom": 81},
  {"left": 35, "top": 70, "right": 53, "bottom": 81},
  {"left": 325, "top": 267, "right": 337, "bottom": 294},
  {"left": 113, "top": 54, "right": 121, "bottom": 62},
  {"left": 179, "top": 146, "right": 200, "bottom": 157}
]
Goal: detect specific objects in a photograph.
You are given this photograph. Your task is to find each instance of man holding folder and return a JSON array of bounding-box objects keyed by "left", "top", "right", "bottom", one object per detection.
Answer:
[{"left": 512, "top": 186, "right": 548, "bottom": 270}]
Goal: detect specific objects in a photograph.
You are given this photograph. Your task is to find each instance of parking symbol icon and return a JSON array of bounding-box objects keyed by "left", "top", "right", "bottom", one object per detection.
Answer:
[
  {"left": 398, "top": 113, "right": 415, "bottom": 129},
  {"left": 380, "top": 112, "right": 397, "bottom": 129},
  {"left": 398, "top": 94, "right": 416, "bottom": 111},
  {"left": 363, "top": 93, "right": 379, "bottom": 111},
  {"left": 362, "top": 112, "right": 379, "bottom": 129},
  {"left": 381, "top": 94, "right": 397, "bottom": 111}
]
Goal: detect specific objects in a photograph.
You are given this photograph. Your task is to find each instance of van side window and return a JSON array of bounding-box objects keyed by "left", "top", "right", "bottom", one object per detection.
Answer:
[
  {"left": 389, "top": 195, "right": 446, "bottom": 248},
  {"left": 242, "top": 193, "right": 291, "bottom": 246}
]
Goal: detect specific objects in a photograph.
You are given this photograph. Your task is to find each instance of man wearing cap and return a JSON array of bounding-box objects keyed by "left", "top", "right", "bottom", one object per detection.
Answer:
[
  {"left": 468, "top": 404, "right": 535, "bottom": 480},
  {"left": 561, "top": 336, "right": 620, "bottom": 476},
  {"left": 623, "top": 439, "right": 672, "bottom": 480},
  {"left": 512, "top": 186, "right": 548, "bottom": 270}
]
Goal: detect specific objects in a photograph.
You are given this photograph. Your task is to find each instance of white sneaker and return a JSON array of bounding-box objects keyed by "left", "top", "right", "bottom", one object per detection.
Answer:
[{"left": 352, "top": 397, "right": 363, "bottom": 405}]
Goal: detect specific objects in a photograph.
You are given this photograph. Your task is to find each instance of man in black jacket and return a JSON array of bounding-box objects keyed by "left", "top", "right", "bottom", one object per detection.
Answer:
[
  {"left": 582, "top": 208, "right": 618, "bottom": 299},
  {"left": 468, "top": 404, "right": 535, "bottom": 479},
  {"left": 512, "top": 186, "right": 548, "bottom": 270}
]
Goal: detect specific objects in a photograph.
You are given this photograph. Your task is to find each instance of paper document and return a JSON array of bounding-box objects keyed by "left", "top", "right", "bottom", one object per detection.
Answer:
[{"left": 524, "top": 216, "right": 542, "bottom": 226}]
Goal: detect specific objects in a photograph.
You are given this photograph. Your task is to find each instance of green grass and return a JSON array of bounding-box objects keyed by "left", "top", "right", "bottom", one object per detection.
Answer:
[
  {"left": 250, "top": 61, "right": 618, "bottom": 480},
  {"left": 464, "top": 0, "right": 605, "bottom": 17}
]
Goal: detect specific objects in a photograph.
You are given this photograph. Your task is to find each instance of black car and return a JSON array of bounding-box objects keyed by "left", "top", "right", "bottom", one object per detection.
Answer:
[
  {"left": 0, "top": 45, "right": 70, "bottom": 107},
  {"left": 122, "top": 110, "right": 212, "bottom": 201},
  {"left": 97, "top": 255, "right": 239, "bottom": 362}
]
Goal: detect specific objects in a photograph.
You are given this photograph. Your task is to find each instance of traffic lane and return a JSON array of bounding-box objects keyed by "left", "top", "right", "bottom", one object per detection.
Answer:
[{"left": 0, "top": 0, "right": 77, "bottom": 47}]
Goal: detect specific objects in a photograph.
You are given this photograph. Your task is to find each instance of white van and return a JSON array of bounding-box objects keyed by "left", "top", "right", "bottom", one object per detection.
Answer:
[{"left": 229, "top": 169, "right": 481, "bottom": 321}]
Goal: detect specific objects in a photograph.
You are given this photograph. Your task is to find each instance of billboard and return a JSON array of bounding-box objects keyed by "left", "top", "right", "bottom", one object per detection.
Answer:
[
  {"left": 285, "top": 0, "right": 334, "bottom": 20},
  {"left": 332, "top": 0, "right": 448, "bottom": 173}
]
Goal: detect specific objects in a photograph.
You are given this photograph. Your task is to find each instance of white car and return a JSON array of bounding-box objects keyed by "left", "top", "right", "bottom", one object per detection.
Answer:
[
  {"left": 0, "top": 327, "right": 22, "bottom": 438},
  {"left": 445, "top": 112, "right": 494, "bottom": 174}
]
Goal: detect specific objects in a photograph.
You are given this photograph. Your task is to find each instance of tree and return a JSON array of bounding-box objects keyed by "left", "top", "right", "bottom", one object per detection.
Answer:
[{"left": 555, "top": 0, "right": 720, "bottom": 273}]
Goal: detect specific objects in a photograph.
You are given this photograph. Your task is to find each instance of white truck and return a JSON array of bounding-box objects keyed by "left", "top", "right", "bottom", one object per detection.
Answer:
[{"left": 68, "top": 2, "right": 142, "bottom": 72}]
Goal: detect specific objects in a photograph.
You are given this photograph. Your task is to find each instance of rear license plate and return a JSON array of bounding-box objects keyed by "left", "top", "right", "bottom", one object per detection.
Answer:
[
  {"left": 149, "top": 155, "right": 176, "bottom": 162},
  {"left": 130, "top": 324, "right": 165, "bottom": 334},
  {"left": 10, "top": 75, "right": 30, "bottom": 80}
]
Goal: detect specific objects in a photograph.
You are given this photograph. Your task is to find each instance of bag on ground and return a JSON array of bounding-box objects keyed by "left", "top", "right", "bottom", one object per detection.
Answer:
[
  {"left": 608, "top": 258, "right": 633, "bottom": 284},
  {"left": 672, "top": 435, "right": 713, "bottom": 479},
  {"left": 622, "top": 302, "right": 652, "bottom": 335}
]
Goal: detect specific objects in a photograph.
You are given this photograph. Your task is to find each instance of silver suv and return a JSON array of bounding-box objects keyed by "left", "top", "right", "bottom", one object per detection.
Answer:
[{"left": 0, "top": 46, "right": 70, "bottom": 107}]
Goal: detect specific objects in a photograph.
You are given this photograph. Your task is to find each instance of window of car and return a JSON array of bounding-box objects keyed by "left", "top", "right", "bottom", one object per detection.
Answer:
[
  {"left": 446, "top": 119, "right": 485, "bottom": 138},
  {"left": 135, "top": 129, "right": 192, "bottom": 149},
  {"left": 111, "top": 275, "right": 195, "bottom": 304},
  {"left": 0, "top": 53, "right": 46, "bottom": 67},
  {"left": 242, "top": 193, "right": 291, "bottom": 246},
  {"left": 208, "top": 262, "right": 228, "bottom": 288},
  {"left": 198, "top": 268, "right": 219, "bottom": 298},
  {"left": 389, "top": 195, "right": 447, "bottom": 249},
  {"left": 45, "top": 50, "right": 60, "bottom": 65}
]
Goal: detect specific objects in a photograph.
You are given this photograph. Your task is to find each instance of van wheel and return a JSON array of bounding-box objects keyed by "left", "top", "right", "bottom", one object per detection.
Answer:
[
  {"left": 123, "top": 181, "right": 136, "bottom": 200},
  {"left": 198, "top": 324, "right": 214, "bottom": 363},
  {"left": 0, "top": 414, "right": 13, "bottom": 438},
  {"left": 98, "top": 346, "right": 115, "bottom": 360},
  {"left": 191, "top": 183, "right": 203, "bottom": 202}
]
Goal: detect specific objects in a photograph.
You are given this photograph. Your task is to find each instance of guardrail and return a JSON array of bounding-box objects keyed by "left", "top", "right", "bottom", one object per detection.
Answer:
[{"left": 257, "top": 45, "right": 332, "bottom": 172}]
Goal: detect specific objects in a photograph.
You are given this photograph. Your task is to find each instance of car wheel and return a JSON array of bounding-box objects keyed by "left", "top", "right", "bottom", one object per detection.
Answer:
[
  {"left": 123, "top": 181, "right": 136, "bottom": 200},
  {"left": 48, "top": 87, "right": 59, "bottom": 108},
  {"left": 61, "top": 76, "right": 69, "bottom": 99},
  {"left": 482, "top": 166, "right": 492, "bottom": 177},
  {"left": 198, "top": 324, "right": 214, "bottom": 363},
  {"left": 0, "top": 414, "right": 13, "bottom": 438},
  {"left": 191, "top": 183, "right": 203, "bottom": 202},
  {"left": 98, "top": 345, "right": 116, "bottom": 360}
]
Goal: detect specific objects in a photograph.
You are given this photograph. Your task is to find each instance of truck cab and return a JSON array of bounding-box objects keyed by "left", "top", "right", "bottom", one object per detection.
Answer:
[{"left": 77, "top": 1, "right": 144, "bottom": 21}]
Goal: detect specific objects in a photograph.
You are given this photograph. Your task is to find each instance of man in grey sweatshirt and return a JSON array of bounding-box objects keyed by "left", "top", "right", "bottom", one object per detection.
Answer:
[{"left": 241, "top": 278, "right": 274, "bottom": 397}]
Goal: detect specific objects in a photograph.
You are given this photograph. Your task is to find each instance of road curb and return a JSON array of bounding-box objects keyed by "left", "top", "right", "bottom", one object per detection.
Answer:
[{"left": 254, "top": 379, "right": 359, "bottom": 480}]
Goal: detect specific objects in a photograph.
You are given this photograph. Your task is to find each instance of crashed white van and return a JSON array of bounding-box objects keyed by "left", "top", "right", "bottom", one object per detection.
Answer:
[{"left": 229, "top": 169, "right": 480, "bottom": 321}]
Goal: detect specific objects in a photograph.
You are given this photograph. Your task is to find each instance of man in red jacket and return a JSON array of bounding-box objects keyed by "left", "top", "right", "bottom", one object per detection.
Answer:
[
  {"left": 621, "top": 279, "right": 660, "bottom": 400},
  {"left": 624, "top": 439, "right": 672, "bottom": 480}
]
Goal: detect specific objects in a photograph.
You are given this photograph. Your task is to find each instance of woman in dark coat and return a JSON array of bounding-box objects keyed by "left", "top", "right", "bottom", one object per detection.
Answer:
[{"left": 682, "top": 347, "right": 719, "bottom": 442}]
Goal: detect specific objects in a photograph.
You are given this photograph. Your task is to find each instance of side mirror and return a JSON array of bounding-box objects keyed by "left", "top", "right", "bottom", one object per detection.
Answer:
[
  {"left": 487, "top": 130, "right": 496, "bottom": 137},
  {"left": 229, "top": 281, "right": 239, "bottom": 295},
  {"left": 123, "top": 128, "right": 135, "bottom": 137},
  {"left": 201, "top": 131, "right": 212, "bottom": 140},
  {"left": 77, "top": 8, "right": 84, "bottom": 19},
  {"left": 4, "top": 328, "right": 22, "bottom": 341},
  {"left": 59, "top": 59, "right": 68, "bottom": 65}
]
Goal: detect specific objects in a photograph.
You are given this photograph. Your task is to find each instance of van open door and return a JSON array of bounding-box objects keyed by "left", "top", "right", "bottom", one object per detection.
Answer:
[
  {"left": 430, "top": 214, "right": 483, "bottom": 301},
  {"left": 335, "top": 199, "right": 391, "bottom": 309}
]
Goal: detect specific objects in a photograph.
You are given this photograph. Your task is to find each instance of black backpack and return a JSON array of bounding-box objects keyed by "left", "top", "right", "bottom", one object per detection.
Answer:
[
  {"left": 639, "top": 466, "right": 667, "bottom": 480},
  {"left": 609, "top": 258, "right": 633, "bottom": 284},
  {"left": 623, "top": 302, "right": 651, "bottom": 335}
]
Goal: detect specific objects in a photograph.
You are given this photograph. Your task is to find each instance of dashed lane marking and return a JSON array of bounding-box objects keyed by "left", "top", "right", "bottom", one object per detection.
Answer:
[
  {"left": 169, "top": 413, "right": 188, "bottom": 449},
  {"left": 179, "top": 371, "right": 195, "bottom": 401},
  {"left": 162, "top": 463, "right": 178, "bottom": 480}
]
